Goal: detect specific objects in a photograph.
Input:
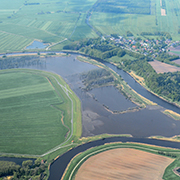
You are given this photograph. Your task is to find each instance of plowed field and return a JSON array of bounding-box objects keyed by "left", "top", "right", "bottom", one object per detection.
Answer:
[
  {"left": 75, "top": 148, "right": 173, "bottom": 180},
  {"left": 149, "top": 60, "right": 180, "bottom": 73}
]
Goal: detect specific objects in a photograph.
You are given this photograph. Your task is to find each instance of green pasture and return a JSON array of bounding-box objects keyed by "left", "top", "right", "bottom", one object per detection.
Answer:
[
  {"left": 90, "top": 0, "right": 180, "bottom": 40},
  {"left": 0, "top": 0, "right": 97, "bottom": 53},
  {"left": 0, "top": 69, "right": 80, "bottom": 155},
  {"left": 171, "top": 51, "right": 180, "bottom": 55},
  {"left": 107, "top": 55, "right": 136, "bottom": 63},
  {"left": 0, "top": 0, "right": 180, "bottom": 52}
]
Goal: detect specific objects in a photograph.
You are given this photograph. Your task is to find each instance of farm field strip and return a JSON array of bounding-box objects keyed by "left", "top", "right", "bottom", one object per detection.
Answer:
[
  {"left": 74, "top": 148, "right": 174, "bottom": 180},
  {"left": 0, "top": 83, "right": 54, "bottom": 99},
  {"left": 0, "top": 31, "right": 33, "bottom": 51},
  {"left": 148, "top": 60, "right": 180, "bottom": 73}
]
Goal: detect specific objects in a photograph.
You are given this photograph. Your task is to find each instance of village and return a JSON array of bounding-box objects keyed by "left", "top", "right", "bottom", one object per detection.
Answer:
[{"left": 108, "top": 34, "right": 180, "bottom": 58}]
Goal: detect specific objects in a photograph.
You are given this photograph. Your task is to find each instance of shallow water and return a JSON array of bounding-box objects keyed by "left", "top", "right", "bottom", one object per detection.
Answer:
[
  {"left": 4, "top": 54, "right": 180, "bottom": 138},
  {"left": 89, "top": 86, "right": 136, "bottom": 111},
  {"left": 26, "top": 41, "right": 48, "bottom": 49}
]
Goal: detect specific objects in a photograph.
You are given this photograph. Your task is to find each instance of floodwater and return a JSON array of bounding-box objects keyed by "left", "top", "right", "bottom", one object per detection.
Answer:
[
  {"left": 0, "top": 157, "right": 35, "bottom": 165},
  {"left": 26, "top": 40, "right": 48, "bottom": 49},
  {"left": 17, "top": 54, "right": 180, "bottom": 138},
  {"left": 89, "top": 86, "right": 136, "bottom": 111}
]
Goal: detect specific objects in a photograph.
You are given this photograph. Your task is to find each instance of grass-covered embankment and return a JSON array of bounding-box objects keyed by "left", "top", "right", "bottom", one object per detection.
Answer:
[
  {"left": 77, "top": 55, "right": 156, "bottom": 107},
  {"left": 62, "top": 142, "right": 180, "bottom": 180}
]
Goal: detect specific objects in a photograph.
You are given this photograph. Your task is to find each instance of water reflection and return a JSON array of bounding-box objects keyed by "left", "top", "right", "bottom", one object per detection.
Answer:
[{"left": 3, "top": 54, "right": 180, "bottom": 138}]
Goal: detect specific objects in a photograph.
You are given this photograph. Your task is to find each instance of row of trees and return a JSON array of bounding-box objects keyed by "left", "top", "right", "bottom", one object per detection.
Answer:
[
  {"left": 0, "top": 56, "right": 46, "bottom": 70},
  {"left": 140, "top": 31, "right": 172, "bottom": 40}
]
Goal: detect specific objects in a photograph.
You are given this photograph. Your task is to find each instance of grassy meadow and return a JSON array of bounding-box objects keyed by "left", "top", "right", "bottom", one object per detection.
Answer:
[
  {"left": 0, "top": 0, "right": 97, "bottom": 53},
  {"left": 0, "top": 0, "right": 180, "bottom": 52},
  {"left": 0, "top": 69, "right": 81, "bottom": 155},
  {"left": 90, "top": 0, "right": 180, "bottom": 40}
]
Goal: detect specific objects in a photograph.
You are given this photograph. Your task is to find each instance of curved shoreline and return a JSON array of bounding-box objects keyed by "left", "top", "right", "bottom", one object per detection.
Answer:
[{"left": 48, "top": 136, "right": 180, "bottom": 180}]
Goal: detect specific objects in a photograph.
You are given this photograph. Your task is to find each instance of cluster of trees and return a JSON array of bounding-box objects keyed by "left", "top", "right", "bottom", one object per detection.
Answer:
[
  {"left": 156, "top": 52, "right": 179, "bottom": 62},
  {"left": 81, "top": 69, "right": 114, "bottom": 91},
  {"left": 146, "top": 72, "right": 180, "bottom": 101},
  {"left": 0, "top": 161, "right": 20, "bottom": 177},
  {"left": 140, "top": 31, "right": 172, "bottom": 40},
  {"left": 158, "top": 151, "right": 177, "bottom": 158},
  {"left": 126, "top": 31, "right": 133, "bottom": 37},
  {"left": 0, "top": 159, "right": 47, "bottom": 180},
  {"left": 0, "top": 56, "right": 46, "bottom": 70},
  {"left": 161, "top": 0, "right": 167, "bottom": 11}
]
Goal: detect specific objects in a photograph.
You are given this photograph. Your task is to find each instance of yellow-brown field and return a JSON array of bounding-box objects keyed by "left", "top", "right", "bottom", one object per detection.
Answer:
[
  {"left": 149, "top": 60, "right": 180, "bottom": 73},
  {"left": 75, "top": 148, "right": 173, "bottom": 180}
]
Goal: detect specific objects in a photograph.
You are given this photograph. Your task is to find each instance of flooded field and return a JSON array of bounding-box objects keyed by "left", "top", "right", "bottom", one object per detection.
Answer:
[{"left": 4, "top": 54, "right": 180, "bottom": 138}]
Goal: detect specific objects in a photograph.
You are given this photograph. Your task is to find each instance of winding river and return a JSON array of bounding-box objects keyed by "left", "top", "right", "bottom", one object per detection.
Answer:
[
  {"left": 1, "top": 52, "right": 180, "bottom": 179},
  {"left": 48, "top": 136, "right": 180, "bottom": 180}
]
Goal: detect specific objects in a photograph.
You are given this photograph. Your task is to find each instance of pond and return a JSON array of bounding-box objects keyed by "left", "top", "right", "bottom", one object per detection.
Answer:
[
  {"left": 26, "top": 40, "right": 48, "bottom": 49},
  {"left": 0, "top": 157, "right": 35, "bottom": 165}
]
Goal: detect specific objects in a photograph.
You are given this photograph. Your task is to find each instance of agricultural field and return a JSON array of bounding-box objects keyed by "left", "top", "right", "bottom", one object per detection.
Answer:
[
  {"left": 149, "top": 60, "right": 180, "bottom": 73},
  {"left": 75, "top": 148, "right": 173, "bottom": 180},
  {"left": 0, "top": 0, "right": 180, "bottom": 52},
  {"left": 0, "top": 69, "right": 78, "bottom": 155},
  {"left": 0, "top": 0, "right": 97, "bottom": 53},
  {"left": 90, "top": 0, "right": 180, "bottom": 40},
  {"left": 63, "top": 142, "right": 180, "bottom": 180}
]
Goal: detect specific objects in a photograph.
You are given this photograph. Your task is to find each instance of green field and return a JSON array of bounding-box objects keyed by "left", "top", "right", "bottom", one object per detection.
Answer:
[
  {"left": 0, "top": 0, "right": 180, "bottom": 53},
  {"left": 0, "top": 0, "right": 98, "bottom": 53},
  {"left": 90, "top": 0, "right": 180, "bottom": 40},
  {"left": 0, "top": 69, "right": 81, "bottom": 155}
]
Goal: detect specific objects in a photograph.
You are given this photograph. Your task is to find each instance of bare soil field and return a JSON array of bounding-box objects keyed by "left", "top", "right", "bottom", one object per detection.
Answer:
[
  {"left": 75, "top": 148, "right": 173, "bottom": 180},
  {"left": 149, "top": 60, "right": 180, "bottom": 73},
  {"left": 161, "top": 8, "right": 166, "bottom": 16},
  {"left": 173, "top": 59, "right": 180, "bottom": 65}
]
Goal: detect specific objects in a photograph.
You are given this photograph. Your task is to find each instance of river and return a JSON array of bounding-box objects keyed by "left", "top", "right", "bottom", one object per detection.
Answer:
[
  {"left": 1, "top": 52, "right": 180, "bottom": 179},
  {"left": 48, "top": 136, "right": 180, "bottom": 180}
]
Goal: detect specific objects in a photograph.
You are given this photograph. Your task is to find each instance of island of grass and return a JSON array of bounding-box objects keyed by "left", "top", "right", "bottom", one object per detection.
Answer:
[
  {"left": 62, "top": 142, "right": 180, "bottom": 180},
  {"left": 0, "top": 69, "right": 81, "bottom": 156}
]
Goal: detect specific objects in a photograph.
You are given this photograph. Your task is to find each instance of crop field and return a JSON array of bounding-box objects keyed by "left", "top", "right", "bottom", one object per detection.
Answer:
[
  {"left": 149, "top": 60, "right": 180, "bottom": 73},
  {"left": 0, "top": 0, "right": 180, "bottom": 52},
  {"left": 90, "top": 0, "right": 180, "bottom": 40},
  {"left": 75, "top": 148, "right": 174, "bottom": 180},
  {"left": 0, "top": 69, "right": 74, "bottom": 155},
  {"left": 0, "top": 0, "right": 97, "bottom": 53},
  {"left": 0, "top": 32, "right": 33, "bottom": 53}
]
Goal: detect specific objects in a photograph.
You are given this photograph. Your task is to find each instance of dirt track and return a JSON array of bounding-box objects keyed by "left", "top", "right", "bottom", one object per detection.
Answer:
[{"left": 75, "top": 148, "right": 173, "bottom": 180}]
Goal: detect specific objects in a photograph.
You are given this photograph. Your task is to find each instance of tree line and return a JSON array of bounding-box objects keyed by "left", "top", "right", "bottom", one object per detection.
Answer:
[
  {"left": 0, "top": 159, "right": 47, "bottom": 180},
  {"left": 63, "top": 37, "right": 180, "bottom": 102}
]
